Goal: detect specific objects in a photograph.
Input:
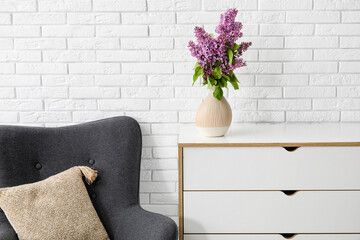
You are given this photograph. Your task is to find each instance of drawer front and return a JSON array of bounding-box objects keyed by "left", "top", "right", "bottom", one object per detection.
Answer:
[
  {"left": 184, "top": 234, "right": 360, "bottom": 240},
  {"left": 183, "top": 147, "right": 360, "bottom": 190},
  {"left": 184, "top": 191, "right": 360, "bottom": 233}
]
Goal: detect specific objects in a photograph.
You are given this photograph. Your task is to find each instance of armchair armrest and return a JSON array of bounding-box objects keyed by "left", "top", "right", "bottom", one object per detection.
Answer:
[
  {"left": 0, "top": 222, "right": 17, "bottom": 240},
  {"left": 114, "top": 205, "right": 178, "bottom": 240}
]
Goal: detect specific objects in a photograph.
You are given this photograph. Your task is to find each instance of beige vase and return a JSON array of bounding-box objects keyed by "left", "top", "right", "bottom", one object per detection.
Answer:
[{"left": 195, "top": 88, "right": 232, "bottom": 137}]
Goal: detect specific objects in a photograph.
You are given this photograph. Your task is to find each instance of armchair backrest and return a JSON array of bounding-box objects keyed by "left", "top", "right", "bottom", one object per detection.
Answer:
[{"left": 0, "top": 116, "right": 142, "bottom": 238}]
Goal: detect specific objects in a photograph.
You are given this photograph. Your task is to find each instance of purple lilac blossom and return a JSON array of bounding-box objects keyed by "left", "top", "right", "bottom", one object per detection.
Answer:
[{"left": 188, "top": 8, "right": 252, "bottom": 81}]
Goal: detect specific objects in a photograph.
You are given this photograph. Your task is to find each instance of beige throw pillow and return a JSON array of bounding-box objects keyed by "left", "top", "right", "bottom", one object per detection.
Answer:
[{"left": 0, "top": 166, "right": 110, "bottom": 240}]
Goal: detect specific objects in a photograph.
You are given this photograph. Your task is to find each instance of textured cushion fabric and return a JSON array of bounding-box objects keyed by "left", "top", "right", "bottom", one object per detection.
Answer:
[
  {"left": 0, "top": 116, "right": 178, "bottom": 240},
  {"left": 0, "top": 166, "right": 109, "bottom": 240}
]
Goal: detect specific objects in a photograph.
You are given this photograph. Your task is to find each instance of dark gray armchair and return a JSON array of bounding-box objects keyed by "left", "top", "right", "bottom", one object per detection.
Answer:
[{"left": 0, "top": 116, "right": 178, "bottom": 240}]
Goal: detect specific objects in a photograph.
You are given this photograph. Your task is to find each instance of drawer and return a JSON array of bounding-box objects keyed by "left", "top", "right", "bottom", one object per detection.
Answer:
[
  {"left": 183, "top": 147, "right": 360, "bottom": 190},
  {"left": 184, "top": 234, "right": 360, "bottom": 240},
  {"left": 184, "top": 191, "right": 360, "bottom": 233}
]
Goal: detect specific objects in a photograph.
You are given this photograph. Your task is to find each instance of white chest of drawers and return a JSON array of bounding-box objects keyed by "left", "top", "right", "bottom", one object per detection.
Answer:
[{"left": 178, "top": 123, "right": 360, "bottom": 240}]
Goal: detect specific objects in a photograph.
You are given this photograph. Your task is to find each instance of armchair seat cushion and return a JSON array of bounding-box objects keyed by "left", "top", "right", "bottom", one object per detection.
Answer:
[
  {"left": 0, "top": 166, "right": 109, "bottom": 240},
  {"left": 114, "top": 206, "right": 178, "bottom": 240}
]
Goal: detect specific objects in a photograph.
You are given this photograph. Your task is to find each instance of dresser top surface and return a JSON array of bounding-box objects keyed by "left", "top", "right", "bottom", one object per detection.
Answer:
[{"left": 179, "top": 123, "right": 360, "bottom": 144}]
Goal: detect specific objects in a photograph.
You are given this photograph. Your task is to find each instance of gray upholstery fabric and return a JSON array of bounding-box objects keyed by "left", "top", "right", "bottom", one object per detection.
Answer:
[
  {"left": 0, "top": 222, "right": 17, "bottom": 240},
  {"left": 0, "top": 116, "right": 178, "bottom": 240}
]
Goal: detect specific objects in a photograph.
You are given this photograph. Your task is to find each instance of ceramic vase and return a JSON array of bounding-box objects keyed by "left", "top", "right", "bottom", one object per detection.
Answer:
[{"left": 195, "top": 88, "right": 232, "bottom": 137}]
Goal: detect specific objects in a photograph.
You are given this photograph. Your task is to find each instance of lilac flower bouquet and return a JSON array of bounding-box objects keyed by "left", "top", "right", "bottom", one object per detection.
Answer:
[{"left": 188, "top": 8, "right": 252, "bottom": 101}]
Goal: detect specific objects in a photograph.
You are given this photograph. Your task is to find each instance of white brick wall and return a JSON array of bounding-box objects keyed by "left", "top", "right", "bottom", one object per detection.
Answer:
[{"left": 1, "top": 0, "right": 360, "bottom": 225}]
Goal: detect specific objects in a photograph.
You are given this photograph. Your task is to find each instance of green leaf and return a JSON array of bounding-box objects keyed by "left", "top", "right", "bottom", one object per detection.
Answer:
[
  {"left": 233, "top": 43, "right": 240, "bottom": 51},
  {"left": 193, "top": 62, "right": 200, "bottom": 70},
  {"left": 213, "top": 67, "right": 222, "bottom": 79},
  {"left": 210, "top": 33, "right": 214, "bottom": 38},
  {"left": 215, "top": 61, "right": 221, "bottom": 67},
  {"left": 233, "top": 73, "right": 240, "bottom": 83},
  {"left": 229, "top": 79, "right": 239, "bottom": 90},
  {"left": 222, "top": 75, "right": 230, "bottom": 81},
  {"left": 228, "top": 49, "right": 234, "bottom": 65},
  {"left": 213, "top": 87, "right": 223, "bottom": 101},
  {"left": 229, "top": 70, "right": 239, "bottom": 82},
  {"left": 228, "top": 70, "right": 239, "bottom": 89},
  {"left": 192, "top": 66, "right": 203, "bottom": 86},
  {"left": 207, "top": 76, "right": 216, "bottom": 86},
  {"left": 219, "top": 77, "right": 227, "bottom": 88}
]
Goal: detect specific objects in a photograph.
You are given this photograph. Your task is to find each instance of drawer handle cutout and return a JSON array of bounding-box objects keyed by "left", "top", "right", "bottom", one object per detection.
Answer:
[
  {"left": 281, "top": 190, "right": 298, "bottom": 196},
  {"left": 281, "top": 234, "right": 297, "bottom": 239},
  {"left": 283, "top": 147, "right": 299, "bottom": 152}
]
